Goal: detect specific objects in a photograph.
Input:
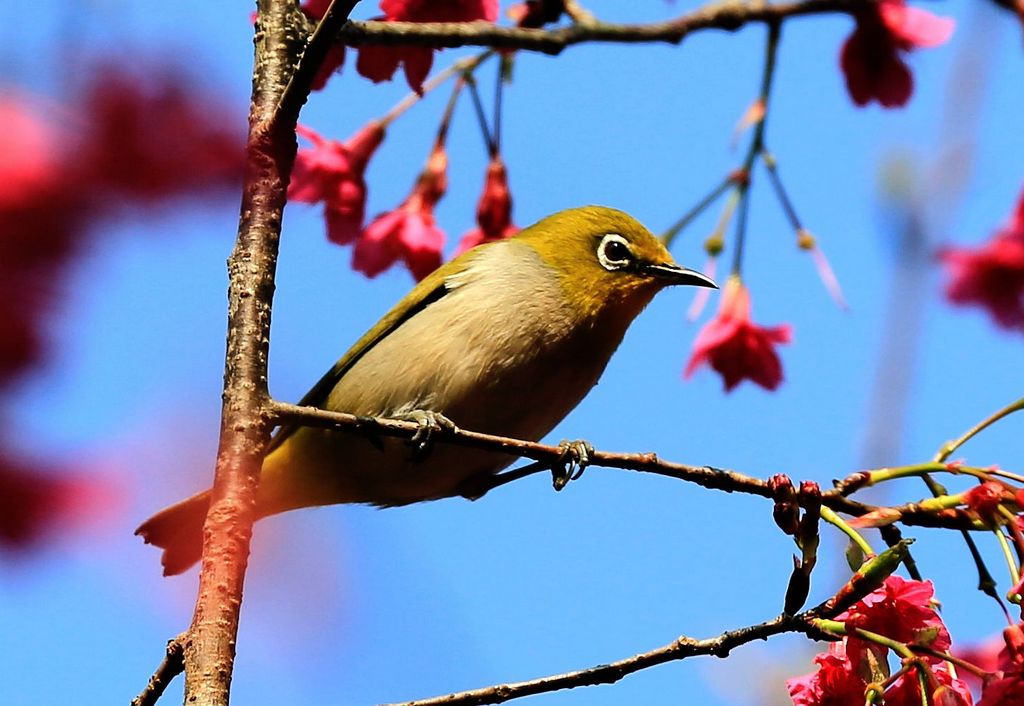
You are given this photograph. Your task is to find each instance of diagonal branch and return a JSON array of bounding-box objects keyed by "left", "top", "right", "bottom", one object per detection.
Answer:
[
  {"left": 377, "top": 541, "right": 911, "bottom": 706},
  {"left": 276, "top": 0, "right": 361, "bottom": 125},
  {"left": 268, "top": 401, "right": 980, "bottom": 531},
  {"left": 131, "top": 634, "right": 185, "bottom": 706},
  {"left": 379, "top": 612, "right": 824, "bottom": 706},
  {"left": 335, "top": 0, "right": 860, "bottom": 54}
]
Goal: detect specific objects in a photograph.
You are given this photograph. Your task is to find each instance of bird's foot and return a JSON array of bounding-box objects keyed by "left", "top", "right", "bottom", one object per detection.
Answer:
[
  {"left": 552, "top": 439, "right": 594, "bottom": 491},
  {"left": 396, "top": 410, "right": 458, "bottom": 461}
]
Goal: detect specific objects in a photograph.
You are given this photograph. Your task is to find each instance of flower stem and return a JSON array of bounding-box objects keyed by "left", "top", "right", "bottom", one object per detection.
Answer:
[
  {"left": 729, "top": 184, "right": 752, "bottom": 276},
  {"left": 464, "top": 71, "right": 495, "bottom": 154},
  {"left": 910, "top": 646, "right": 993, "bottom": 679},
  {"left": 994, "top": 527, "right": 1020, "bottom": 585},
  {"left": 919, "top": 397, "right": 1024, "bottom": 606},
  {"left": 811, "top": 618, "right": 847, "bottom": 635},
  {"left": 934, "top": 396, "right": 1024, "bottom": 463},
  {"left": 821, "top": 506, "right": 875, "bottom": 557},
  {"left": 867, "top": 462, "right": 995, "bottom": 485},
  {"left": 810, "top": 620, "right": 916, "bottom": 660},
  {"left": 914, "top": 665, "right": 929, "bottom": 706},
  {"left": 729, "top": 19, "right": 781, "bottom": 275},
  {"left": 380, "top": 50, "right": 493, "bottom": 127},
  {"left": 853, "top": 628, "right": 916, "bottom": 659},
  {"left": 564, "top": 0, "right": 599, "bottom": 26},
  {"left": 660, "top": 175, "right": 734, "bottom": 247},
  {"left": 492, "top": 54, "right": 510, "bottom": 155},
  {"left": 435, "top": 77, "right": 466, "bottom": 146},
  {"left": 761, "top": 150, "right": 804, "bottom": 231}
]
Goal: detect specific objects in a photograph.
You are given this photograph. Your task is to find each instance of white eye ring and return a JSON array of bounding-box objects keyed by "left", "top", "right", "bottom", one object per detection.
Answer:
[{"left": 597, "top": 233, "right": 633, "bottom": 271}]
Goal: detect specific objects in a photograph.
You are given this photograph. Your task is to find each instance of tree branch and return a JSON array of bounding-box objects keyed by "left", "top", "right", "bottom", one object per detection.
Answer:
[
  {"left": 131, "top": 634, "right": 185, "bottom": 706},
  {"left": 268, "top": 401, "right": 980, "bottom": 531},
  {"left": 377, "top": 539, "right": 912, "bottom": 706},
  {"left": 336, "top": 0, "right": 860, "bottom": 54},
  {"left": 181, "top": 1, "right": 358, "bottom": 704},
  {"left": 379, "top": 612, "right": 822, "bottom": 706}
]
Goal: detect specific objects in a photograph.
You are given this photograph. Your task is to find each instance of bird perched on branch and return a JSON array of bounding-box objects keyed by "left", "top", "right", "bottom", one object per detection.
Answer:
[{"left": 136, "top": 205, "right": 716, "bottom": 575}]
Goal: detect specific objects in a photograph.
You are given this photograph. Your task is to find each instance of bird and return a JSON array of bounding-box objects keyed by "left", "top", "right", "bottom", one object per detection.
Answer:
[{"left": 136, "top": 205, "right": 716, "bottom": 575}]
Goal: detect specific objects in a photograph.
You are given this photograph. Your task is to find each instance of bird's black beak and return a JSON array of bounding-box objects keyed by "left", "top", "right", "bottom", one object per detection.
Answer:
[{"left": 644, "top": 262, "right": 718, "bottom": 288}]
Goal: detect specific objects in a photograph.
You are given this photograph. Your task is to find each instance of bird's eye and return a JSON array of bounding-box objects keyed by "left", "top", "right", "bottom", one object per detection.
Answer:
[{"left": 597, "top": 233, "right": 634, "bottom": 271}]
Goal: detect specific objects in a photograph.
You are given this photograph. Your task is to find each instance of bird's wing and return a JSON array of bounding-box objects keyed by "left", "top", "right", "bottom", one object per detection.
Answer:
[{"left": 265, "top": 248, "right": 485, "bottom": 453}]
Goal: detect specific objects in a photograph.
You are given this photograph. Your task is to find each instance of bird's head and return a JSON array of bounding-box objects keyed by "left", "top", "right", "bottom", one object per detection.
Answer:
[{"left": 517, "top": 205, "right": 717, "bottom": 320}]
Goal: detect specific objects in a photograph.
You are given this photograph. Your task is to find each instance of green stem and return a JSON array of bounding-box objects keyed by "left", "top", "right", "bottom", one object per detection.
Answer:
[
  {"left": 910, "top": 646, "right": 995, "bottom": 679},
  {"left": 915, "top": 665, "right": 929, "bottom": 706},
  {"left": 821, "top": 506, "right": 875, "bottom": 557},
  {"left": 853, "top": 628, "right": 916, "bottom": 659},
  {"left": 917, "top": 494, "right": 967, "bottom": 512},
  {"left": 868, "top": 462, "right": 997, "bottom": 485},
  {"left": 934, "top": 396, "right": 1024, "bottom": 463},
  {"left": 917, "top": 395, "right": 1024, "bottom": 608},
  {"left": 812, "top": 618, "right": 847, "bottom": 635},
  {"left": 812, "top": 620, "right": 915, "bottom": 659},
  {"left": 995, "top": 528, "right": 1020, "bottom": 586}
]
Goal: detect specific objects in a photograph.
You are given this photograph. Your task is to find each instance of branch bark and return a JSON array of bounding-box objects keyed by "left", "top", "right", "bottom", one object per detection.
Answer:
[
  {"left": 132, "top": 634, "right": 185, "bottom": 706},
  {"left": 335, "top": 0, "right": 859, "bottom": 53},
  {"left": 268, "top": 401, "right": 981, "bottom": 531},
  {"left": 180, "top": 1, "right": 356, "bottom": 704},
  {"left": 379, "top": 612, "right": 824, "bottom": 706}
]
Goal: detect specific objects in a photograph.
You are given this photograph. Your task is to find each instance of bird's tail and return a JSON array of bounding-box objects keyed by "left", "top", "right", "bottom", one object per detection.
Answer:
[{"left": 135, "top": 489, "right": 210, "bottom": 576}]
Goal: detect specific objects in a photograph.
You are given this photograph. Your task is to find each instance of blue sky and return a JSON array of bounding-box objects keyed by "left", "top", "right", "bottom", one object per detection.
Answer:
[{"left": 3, "top": 1, "right": 1023, "bottom": 705}]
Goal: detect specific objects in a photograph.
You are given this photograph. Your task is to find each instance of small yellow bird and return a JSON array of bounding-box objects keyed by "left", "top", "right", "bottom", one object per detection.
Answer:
[{"left": 137, "top": 206, "right": 716, "bottom": 575}]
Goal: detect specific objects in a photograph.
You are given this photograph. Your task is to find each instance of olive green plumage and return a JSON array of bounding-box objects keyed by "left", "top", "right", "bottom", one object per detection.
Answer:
[{"left": 136, "top": 205, "right": 716, "bottom": 575}]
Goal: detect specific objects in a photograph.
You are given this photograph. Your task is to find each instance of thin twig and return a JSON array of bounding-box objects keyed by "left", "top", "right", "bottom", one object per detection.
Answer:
[
  {"left": 131, "top": 634, "right": 186, "bottom": 706},
  {"left": 277, "top": 0, "right": 362, "bottom": 124},
  {"left": 934, "top": 396, "right": 1024, "bottom": 463},
  {"left": 380, "top": 51, "right": 493, "bottom": 127}
]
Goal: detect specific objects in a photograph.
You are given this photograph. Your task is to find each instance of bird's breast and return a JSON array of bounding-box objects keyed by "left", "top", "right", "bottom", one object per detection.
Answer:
[{"left": 266, "top": 242, "right": 631, "bottom": 508}]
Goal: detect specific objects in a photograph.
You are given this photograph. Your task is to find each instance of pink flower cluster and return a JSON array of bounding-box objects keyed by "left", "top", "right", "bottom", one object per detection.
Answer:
[
  {"left": 289, "top": 121, "right": 386, "bottom": 246},
  {"left": 356, "top": 142, "right": 449, "bottom": 280},
  {"left": 291, "top": 124, "right": 520, "bottom": 281},
  {"left": 300, "top": 0, "right": 499, "bottom": 93},
  {"left": 1, "top": 68, "right": 242, "bottom": 550},
  {"left": 787, "top": 577, "right": 972, "bottom": 706}
]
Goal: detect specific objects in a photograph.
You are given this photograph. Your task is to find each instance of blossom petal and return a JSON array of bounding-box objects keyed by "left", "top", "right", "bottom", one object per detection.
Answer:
[{"left": 880, "top": 2, "right": 955, "bottom": 48}]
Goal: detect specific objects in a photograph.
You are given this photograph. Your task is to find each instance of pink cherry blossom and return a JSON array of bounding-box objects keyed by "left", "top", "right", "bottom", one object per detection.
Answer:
[
  {"left": 684, "top": 277, "right": 792, "bottom": 392},
  {"left": 840, "top": 0, "right": 954, "bottom": 108}
]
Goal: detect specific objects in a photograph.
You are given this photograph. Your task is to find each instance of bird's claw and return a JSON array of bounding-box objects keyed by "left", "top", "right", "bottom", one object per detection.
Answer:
[
  {"left": 398, "top": 410, "right": 457, "bottom": 461},
  {"left": 552, "top": 439, "right": 594, "bottom": 491}
]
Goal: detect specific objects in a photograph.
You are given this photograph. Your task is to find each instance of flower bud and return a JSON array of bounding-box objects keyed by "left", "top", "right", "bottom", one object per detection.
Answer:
[
  {"left": 769, "top": 474, "right": 799, "bottom": 535},
  {"left": 797, "top": 228, "right": 816, "bottom": 251},
  {"left": 704, "top": 233, "right": 725, "bottom": 257},
  {"left": 797, "top": 481, "right": 822, "bottom": 549}
]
